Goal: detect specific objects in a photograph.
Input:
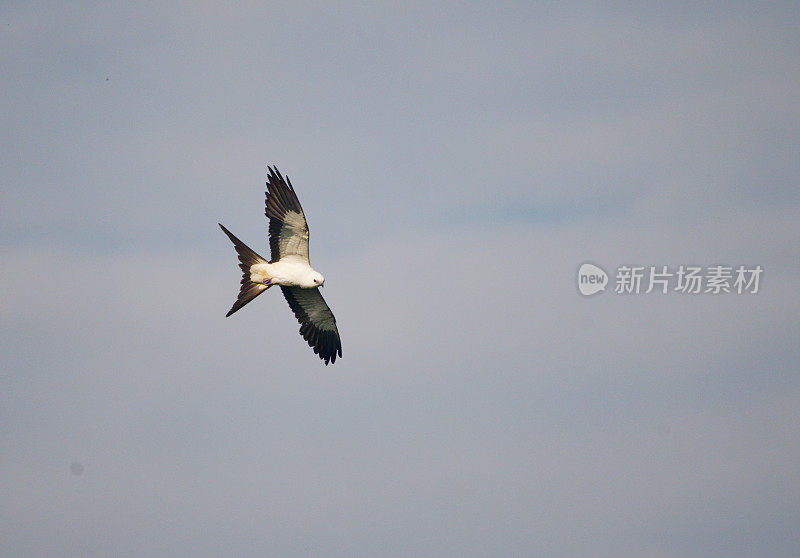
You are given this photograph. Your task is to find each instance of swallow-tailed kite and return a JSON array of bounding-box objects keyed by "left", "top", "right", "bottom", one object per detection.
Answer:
[{"left": 220, "top": 166, "right": 342, "bottom": 365}]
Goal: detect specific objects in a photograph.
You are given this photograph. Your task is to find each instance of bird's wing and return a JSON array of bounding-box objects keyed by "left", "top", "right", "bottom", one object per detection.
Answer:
[
  {"left": 281, "top": 286, "right": 342, "bottom": 365},
  {"left": 265, "top": 166, "right": 310, "bottom": 262}
]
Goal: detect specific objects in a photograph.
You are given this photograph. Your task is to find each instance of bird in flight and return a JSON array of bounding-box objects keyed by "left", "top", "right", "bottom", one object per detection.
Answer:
[{"left": 219, "top": 166, "right": 342, "bottom": 365}]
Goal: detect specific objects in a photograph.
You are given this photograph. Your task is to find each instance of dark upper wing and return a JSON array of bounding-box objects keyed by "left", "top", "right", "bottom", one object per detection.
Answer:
[
  {"left": 281, "top": 286, "right": 342, "bottom": 365},
  {"left": 265, "top": 166, "right": 310, "bottom": 262}
]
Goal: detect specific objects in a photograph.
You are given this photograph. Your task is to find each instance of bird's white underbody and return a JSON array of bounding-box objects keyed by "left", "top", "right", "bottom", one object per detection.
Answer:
[{"left": 250, "top": 257, "right": 324, "bottom": 289}]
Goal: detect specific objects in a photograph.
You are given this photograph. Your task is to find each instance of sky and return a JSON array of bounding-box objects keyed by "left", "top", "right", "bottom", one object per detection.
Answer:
[{"left": 2, "top": 1, "right": 800, "bottom": 556}]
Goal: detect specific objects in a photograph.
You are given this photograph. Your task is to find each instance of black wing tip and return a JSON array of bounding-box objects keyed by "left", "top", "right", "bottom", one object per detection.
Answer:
[
  {"left": 326, "top": 346, "right": 343, "bottom": 365},
  {"left": 318, "top": 332, "right": 342, "bottom": 365},
  {"left": 265, "top": 165, "right": 298, "bottom": 208},
  {"left": 301, "top": 326, "right": 341, "bottom": 365},
  {"left": 266, "top": 165, "right": 291, "bottom": 189},
  {"left": 264, "top": 165, "right": 300, "bottom": 207},
  {"left": 322, "top": 350, "right": 340, "bottom": 365}
]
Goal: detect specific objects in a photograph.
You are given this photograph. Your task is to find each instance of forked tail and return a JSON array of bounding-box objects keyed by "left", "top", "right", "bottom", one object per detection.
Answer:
[{"left": 219, "top": 223, "right": 271, "bottom": 317}]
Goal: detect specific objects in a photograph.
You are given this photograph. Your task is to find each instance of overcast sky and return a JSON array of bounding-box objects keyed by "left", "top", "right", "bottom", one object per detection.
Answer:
[{"left": 2, "top": 2, "right": 800, "bottom": 556}]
